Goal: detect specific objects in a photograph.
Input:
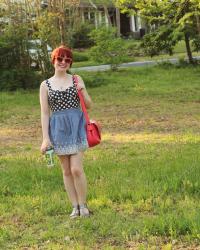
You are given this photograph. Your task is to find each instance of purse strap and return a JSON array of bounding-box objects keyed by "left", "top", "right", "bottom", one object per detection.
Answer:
[{"left": 73, "top": 75, "right": 90, "bottom": 124}]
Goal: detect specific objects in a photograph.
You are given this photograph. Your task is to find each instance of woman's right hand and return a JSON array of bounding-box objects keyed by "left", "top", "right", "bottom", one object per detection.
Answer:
[{"left": 40, "top": 139, "right": 52, "bottom": 154}]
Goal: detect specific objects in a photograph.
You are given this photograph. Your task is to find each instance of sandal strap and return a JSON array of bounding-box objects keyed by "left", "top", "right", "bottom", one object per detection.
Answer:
[
  {"left": 79, "top": 204, "right": 87, "bottom": 209},
  {"left": 70, "top": 208, "right": 80, "bottom": 217}
]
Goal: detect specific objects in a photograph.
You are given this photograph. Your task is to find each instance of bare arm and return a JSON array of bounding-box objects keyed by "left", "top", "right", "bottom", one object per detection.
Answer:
[
  {"left": 76, "top": 75, "right": 92, "bottom": 109},
  {"left": 39, "top": 81, "right": 52, "bottom": 153}
]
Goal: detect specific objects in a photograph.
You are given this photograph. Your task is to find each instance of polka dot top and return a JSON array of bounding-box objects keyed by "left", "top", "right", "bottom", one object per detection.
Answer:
[{"left": 45, "top": 76, "right": 80, "bottom": 112}]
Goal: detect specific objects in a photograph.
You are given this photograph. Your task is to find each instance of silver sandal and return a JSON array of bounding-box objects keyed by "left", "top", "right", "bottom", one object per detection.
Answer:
[
  {"left": 79, "top": 204, "right": 91, "bottom": 217},
  {"left": 70, "top": 206, "right": 80, "bottom": 219}
]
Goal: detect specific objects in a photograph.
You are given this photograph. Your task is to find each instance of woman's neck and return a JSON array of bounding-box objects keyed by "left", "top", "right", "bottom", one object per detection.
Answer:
[{"left": 53, "top": 71, "right": 68, "bottom": 79}]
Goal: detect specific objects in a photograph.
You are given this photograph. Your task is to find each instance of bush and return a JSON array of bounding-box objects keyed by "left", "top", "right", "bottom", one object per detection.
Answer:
[
  {"left": 141, "top": 27, "right": 178, "bottom": 57},
  {"left": 0, "top": 69, "right": 41, "bottom": 91},
  {"left": 156, "top": 61, "right": 175, "bottom": 69},
  {"left": 192, "top": 35, "right": 200, "bottom": 52},
  {"left": 73, "top": 51, "right": 89, "bottom": 62},
  {"left": 89, "top": 26, "right": 126, "bottom": 70},
  {"left": 125, "top": 41, "right": 143, "bottom": 57},
  {"left": 70, "top": 23, "right": 95, "bottom": 49}
]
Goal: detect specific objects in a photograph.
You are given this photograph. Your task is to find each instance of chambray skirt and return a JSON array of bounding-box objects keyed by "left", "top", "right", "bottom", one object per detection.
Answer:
[{"left": 49, "top": 108, "right": 88, "bottom": 155}]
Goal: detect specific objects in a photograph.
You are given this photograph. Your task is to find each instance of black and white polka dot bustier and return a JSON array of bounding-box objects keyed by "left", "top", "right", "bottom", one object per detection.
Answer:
[{"left": 45, "top": 77, "right": 80, "bottom": 112}]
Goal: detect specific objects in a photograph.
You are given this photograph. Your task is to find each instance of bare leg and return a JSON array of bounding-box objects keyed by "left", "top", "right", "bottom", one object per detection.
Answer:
[
  {"left": 70, "top": 152, "right": 87, "bottom": 205},
  {"left": 58, "top": 155, "right": 78, "bottom": 207}
]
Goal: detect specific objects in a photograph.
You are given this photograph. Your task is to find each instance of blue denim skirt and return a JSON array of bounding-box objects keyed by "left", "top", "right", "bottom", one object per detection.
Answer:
[{"left": 49, "top": 108, "right": 88, "bottom": 155}]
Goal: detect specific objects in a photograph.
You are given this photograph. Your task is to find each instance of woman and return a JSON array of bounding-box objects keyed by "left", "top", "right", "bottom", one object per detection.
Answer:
[{"left": 40, "top": 45, "right": 92, "bottom": 218}]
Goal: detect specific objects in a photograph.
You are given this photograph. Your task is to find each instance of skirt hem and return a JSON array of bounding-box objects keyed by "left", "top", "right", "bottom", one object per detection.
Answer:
[{"left": 54, "top": 141, "right": 88, "bottom": 155}]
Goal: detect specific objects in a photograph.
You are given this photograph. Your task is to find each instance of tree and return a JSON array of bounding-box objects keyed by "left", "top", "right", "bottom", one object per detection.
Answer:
[
  {"left": 0, "top": 21, "right": 40, "bottom": 90},
  {"left": 0, "top": 0, "right": 85, "bottom": 78},
  {"left": 116, "top": 0, "right": 200, "bottom": 64},
  {"left": 89, "top": 26, "right": 126, "bottom": 70}
]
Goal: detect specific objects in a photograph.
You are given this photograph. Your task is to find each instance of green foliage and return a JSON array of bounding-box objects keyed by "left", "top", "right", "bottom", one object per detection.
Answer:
[
  {"left": 89, "top": 26, "right": 126, "bottom": 70},
  {"left": 33, "top": 11, "right": 60, "bottom": 49},
  {"left": 0, "top": 0, "right": 98, "bottom": 80},
  {"left": 117, "top": 0, "right": 200, "bottom": 63},
  {"left": 70, "top": 22, "right": 95, "bottom": 48},
  {"left": 33, "top": 11, "right": 60, "bottom": 77},
  {"left": 177, "top": 56, "right": 190, "bottom": 67},
  {"left": 0, "top": 69, "right": 41, "bottom": 91},
  {"left": 0, "top": 24, "right": 41, "bottom": 90},
  {"left": 156, "top": 61, "right": 175, "bottom": 69},
  {"left": 73, "top": 51, "right": 89, "bottom": 62},
  {"left": 125, "top": 41, "right": 143, "bottom": 57},
  {"left": 141, "top": 26, "right": 180, "bottom": 57},
  {"left": 192, "top": 35, "right": 200, "bottom": 52},
  {"left": 0, "top": 24, "right": 29, "bottom": 68}
]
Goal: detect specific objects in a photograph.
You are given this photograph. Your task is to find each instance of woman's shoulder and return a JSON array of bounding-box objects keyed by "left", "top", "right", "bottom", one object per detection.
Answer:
[
  {"left": 73, "top": 74, "right": 83, "bottom": 81},
  {"left": 40, "top": 79, "right": 49, "bottom": 91}
]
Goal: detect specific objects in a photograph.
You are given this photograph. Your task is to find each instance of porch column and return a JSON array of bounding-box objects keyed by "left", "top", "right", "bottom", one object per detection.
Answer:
[
  {"left": 130, "top": 15, "right": 136, "bottom": 32},
  {"left": 137, "top": 15, "right": 142, "bottom": 29},
  {"left": 105, "top": 14, "right": 109, "bottom": 27}
]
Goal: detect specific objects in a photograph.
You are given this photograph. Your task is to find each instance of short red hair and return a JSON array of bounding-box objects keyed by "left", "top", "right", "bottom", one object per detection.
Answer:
[{"left": 51, "top": 46, "right": 73, "bottom": 66}]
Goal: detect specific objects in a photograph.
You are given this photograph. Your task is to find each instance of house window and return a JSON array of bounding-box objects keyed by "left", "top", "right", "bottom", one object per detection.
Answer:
[
  {"left": 84, "top": 11, "right": 89, "bottom": 21},
  {"left": 90, "top": 12, "right": 95, "bottom": 23}
]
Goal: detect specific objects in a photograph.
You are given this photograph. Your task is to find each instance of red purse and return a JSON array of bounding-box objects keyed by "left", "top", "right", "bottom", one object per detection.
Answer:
[{"left": 74, "top": 76, "right": 101, "bottom": 147}]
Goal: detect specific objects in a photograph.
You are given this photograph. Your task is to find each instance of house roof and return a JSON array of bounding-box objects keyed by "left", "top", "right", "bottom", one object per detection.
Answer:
[{"left": 79, "top": 0, "right": 114, "bottom": 8}]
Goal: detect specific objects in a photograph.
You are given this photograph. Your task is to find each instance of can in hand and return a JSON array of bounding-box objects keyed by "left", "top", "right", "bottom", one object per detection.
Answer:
[{"left": 45, "top": 146, "right": 54, "bottom": 167}]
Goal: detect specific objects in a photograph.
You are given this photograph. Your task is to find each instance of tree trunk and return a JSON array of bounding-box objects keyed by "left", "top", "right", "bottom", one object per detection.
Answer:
[
  {"left": 184, "top": 33, "right": 193, "bottom": 64},
  {"left": 59, "top": 0, "right": 65, "bottom": 45},
  {"left": 59, "top": 17, "right": 65, "bottom": 45},
  {"left": 116, "top": 8, "right": 121, "bottom": 37}
]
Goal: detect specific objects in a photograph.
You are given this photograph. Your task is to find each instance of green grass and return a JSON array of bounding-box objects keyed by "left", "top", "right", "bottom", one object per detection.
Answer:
[{"left": 1, "top": 65, "right": 200, "bottom": 249}]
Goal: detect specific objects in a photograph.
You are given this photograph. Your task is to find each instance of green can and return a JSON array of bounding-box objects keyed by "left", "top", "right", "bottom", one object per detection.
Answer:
[{"left": 45, "top": 147, "right": 54, "bottom": 167}]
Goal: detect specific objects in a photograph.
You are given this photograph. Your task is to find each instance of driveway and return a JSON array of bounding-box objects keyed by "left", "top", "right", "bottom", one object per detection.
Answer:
[{"left": 71, "top": 56, "right": 200, "bottom": 72}]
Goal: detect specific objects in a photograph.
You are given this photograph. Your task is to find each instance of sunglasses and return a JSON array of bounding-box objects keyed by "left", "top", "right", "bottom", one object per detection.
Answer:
[{"left": 56, "top": 56, "right": 72, "bottom": 64}]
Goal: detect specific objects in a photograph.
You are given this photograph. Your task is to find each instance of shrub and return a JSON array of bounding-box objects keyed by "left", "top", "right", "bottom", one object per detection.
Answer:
[
  {"left": 73, "top": 51, "right": 89, "bottom": 62},
  {"left": 192, "top": 35, "right": 200, "bottom": 52},
  {"left": 70, "top": 23, "right": 95, "bottom": 49},
  {"left": 156, "top": 61, "right": 175, "bottom": 69},
  {"left": 141, "top": 27, "right": 178, "bottom": 57},
  {"left": 89, "top": 26, "right": 126, "bottom": 70},
  {"left": 0, "top": 69, "right": 41, "bottom": 91},
  {"left": 125, "top": 41, "right": 143, "bottom": 57}
]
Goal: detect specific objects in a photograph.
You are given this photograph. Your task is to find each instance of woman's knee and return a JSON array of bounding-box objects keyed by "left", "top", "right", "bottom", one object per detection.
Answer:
[
  {"left": 71, "top": 166, "right": 83, "bottom": 178},
  {"left": 63, "top": 168, "right": 72, "bottom": 177},
  {"left": 58, "top": 156, "right": 71, "bottom": 177}
]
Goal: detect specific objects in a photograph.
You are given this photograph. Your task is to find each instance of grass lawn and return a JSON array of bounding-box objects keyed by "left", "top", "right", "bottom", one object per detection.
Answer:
[{"left": 1, "top": 65, "right": 200, "bottom": 249}]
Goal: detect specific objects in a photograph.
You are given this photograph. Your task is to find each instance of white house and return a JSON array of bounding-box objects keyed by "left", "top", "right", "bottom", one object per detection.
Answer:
[{"left": 78, "top": 1, "right": 146, "bottom": 38}]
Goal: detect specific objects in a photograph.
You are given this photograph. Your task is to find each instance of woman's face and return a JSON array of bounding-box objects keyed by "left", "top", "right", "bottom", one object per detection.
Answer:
[{"left": 54, "top": 56, "right": 72, "bottom": 72}]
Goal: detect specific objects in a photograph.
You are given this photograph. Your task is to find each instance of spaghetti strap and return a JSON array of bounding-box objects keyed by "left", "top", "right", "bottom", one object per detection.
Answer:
[
  {"left": 72, "top": 75, "right": 78, "bottom": 95},
  {"left": 45, "top": 79, "right": 52, "bottom": 90},
  {"left": 72, "top": 75, "right": 76, "bottom": 86}
]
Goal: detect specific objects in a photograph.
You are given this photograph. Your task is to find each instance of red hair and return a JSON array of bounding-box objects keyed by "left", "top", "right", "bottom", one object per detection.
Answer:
[{"left": 51, "top": 46, "right": 73, "bottom": 66}]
